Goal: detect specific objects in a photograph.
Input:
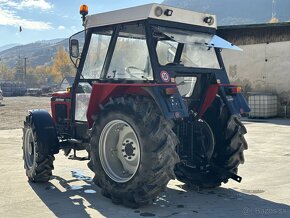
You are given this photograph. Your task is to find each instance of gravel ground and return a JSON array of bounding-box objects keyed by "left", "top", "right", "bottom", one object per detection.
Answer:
[{"left": 0, "top": 96, "right": 51, "bottom": 130}]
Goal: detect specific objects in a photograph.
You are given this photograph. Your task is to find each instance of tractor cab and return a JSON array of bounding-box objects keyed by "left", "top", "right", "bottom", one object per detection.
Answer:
[{"left": 52, "top": 4, "right": 248, "bottom": 137}]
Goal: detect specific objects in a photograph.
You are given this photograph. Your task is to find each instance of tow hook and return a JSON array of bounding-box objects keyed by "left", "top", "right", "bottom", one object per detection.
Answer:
[{"left": 211, "top": 164, "right": 242, "bottom": 183}]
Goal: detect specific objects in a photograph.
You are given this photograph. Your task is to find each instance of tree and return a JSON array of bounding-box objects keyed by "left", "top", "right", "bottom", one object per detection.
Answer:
[
  {"left": 51, "top": 46, "right": 75, "bottom": 82},
  {"left": 0, "top": 62, "right": 15, "bottom": 80},
  {"left": 26, "top": 65, "right": 52, "bottom": 87},
  {"left": 14, "top": 57, "right": 25, "bottom": 82},
  {"left": 269, "top": 17, "right": 279, "bottom": 23}
]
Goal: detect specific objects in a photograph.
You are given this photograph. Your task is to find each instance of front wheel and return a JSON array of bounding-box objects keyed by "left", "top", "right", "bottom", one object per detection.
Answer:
[
  {"left": 23, "top": 115, "right": 55, "bottom": 182},
  {"left": 88, "top": 96, "right": 179, "bottom": 208}
]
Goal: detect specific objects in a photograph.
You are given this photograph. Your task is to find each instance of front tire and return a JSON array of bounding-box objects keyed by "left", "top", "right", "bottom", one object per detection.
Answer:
[
  {"left": 23, "top": 115, "right": 55, "bottom": 182},
  {"left": 88, "top": 96, "right": 179, "bottom": 208}
]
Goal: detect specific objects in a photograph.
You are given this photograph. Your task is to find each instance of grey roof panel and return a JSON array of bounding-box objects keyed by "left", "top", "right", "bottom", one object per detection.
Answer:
[{"left": 85, "top": 4, "right": 217, "bottom": 29}]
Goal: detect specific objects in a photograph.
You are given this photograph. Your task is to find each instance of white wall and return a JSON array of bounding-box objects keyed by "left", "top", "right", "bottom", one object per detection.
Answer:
[{"left": 222, "top": 41, "right": 290, "bottom": 100}]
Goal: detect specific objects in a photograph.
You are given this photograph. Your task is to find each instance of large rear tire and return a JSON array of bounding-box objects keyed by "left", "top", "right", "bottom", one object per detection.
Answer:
[
  {"left": 175, "top": 97, "right": 248, "bottom": 188},
  {"left": 88, "top": 96, "right": 179, "bottom": 208},
  {"left": 23, "top": 115, "right": 55, "bottom": 182}
]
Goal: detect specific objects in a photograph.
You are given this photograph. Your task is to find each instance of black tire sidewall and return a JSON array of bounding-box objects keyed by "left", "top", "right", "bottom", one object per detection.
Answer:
[
  {"left": 90, "top": 108, "right": 160, "bottom": 191},
  {"left": 23, "top": 123, "right": 38, "bottom": 179},
  {"left": 23, "top": 117, "right": 54, "bottom": 182}
]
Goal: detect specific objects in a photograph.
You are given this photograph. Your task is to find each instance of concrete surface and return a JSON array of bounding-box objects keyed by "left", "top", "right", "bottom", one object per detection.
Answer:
[{"left": 0, "top": 119, "right": 290, "bottom": 218}]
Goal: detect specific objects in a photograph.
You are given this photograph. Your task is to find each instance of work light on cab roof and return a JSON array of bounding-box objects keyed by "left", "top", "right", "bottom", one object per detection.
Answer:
[{"left": 80, "top": 4, "right": 88, "bottom": 23}]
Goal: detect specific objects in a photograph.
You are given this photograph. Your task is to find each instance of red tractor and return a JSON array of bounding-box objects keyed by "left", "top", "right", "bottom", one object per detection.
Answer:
[{"left": 23, "top": 4, "right": 249, "bottom": 207}]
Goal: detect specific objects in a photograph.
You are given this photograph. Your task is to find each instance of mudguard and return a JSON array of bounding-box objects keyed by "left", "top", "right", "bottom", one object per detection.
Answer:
[
  {"left": 219, "top": 86, "right": 251, "bottom": 115},
  {"left": 143, "top": 86, "right": 189, "bottom": 119},
  {"left": 28, "top": 110, "right": 59, "bottom": 155},
  {"left": 86, "top": 83, "right": 189, "bottom": 127},
  {"left": 226, "top": 93, "right": 250, "bottom": 115}
]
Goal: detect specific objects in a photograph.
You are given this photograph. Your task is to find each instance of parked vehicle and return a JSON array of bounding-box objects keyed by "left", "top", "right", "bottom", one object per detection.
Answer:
[
  {"left": 0, "top": 86, "right": 3, "bottom": 104},
  {"left": 25, "top": 88, "right": 42, "bottom": 96},
  {"left": 23, "top": 3, "right": 249, "bottom": 207}
]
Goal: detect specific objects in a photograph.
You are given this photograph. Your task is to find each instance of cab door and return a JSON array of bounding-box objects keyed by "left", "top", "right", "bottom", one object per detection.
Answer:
[{"left": 72, "top": 28, "right": 113, "bottom": 122}]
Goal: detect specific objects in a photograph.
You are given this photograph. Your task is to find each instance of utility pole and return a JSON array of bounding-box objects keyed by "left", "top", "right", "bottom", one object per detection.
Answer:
[
  {"left": 0, "top": 58, "right": 3, "bottom": 74},
  {"left": 24, "top": 57, "right": 27, "bottom": 84},
  {"left": 272, "top": 0, "right": 277, "bottom": 20}
]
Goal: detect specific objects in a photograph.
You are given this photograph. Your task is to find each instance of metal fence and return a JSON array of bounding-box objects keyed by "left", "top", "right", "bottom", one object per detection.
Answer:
[{"left": 0, "top": 81, "right": 26, "bottom": 97}]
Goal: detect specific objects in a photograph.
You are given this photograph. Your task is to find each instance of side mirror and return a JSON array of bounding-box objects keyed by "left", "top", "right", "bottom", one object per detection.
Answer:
[{"left": 70, "top": 39, "right": 80, "bottom": 58}]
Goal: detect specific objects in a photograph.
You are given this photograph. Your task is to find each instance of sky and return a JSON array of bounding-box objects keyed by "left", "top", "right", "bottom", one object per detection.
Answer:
[{"left": 0, "top": 0, "right": 162, "bottom": 47}]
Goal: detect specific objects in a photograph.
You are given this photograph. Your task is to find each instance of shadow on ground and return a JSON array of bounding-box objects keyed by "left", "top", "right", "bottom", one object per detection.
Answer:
[
  {"left": 29, "top": 172, "right": 290, "bottom": 218},
  {"left": 242, "top": 118, "right": 290, "bottom": 127}
]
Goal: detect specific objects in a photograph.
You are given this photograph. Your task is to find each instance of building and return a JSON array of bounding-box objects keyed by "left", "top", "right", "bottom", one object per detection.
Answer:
[
  {"left": 217, "top": 22, "right": 290, "bottom": 115},
  {"left": 60, "top": 77, "right": 74, "bottom": 90}
]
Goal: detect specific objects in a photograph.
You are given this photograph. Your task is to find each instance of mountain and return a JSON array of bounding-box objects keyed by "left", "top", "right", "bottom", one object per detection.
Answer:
[
  {"left": 2, "top": 1, "right": 290, "bottom": 68},
  {"left": 163, "top": 0, "right": 290, "bottom": 25},
  {"left": 0, "top": 44, "right": 21, "bottom": 52},
  {"left": 35, "top": 38, "right": 66, "bottom": 44},
  {"left": 0, "top": 39, "right": 68, "bottom": 68}
]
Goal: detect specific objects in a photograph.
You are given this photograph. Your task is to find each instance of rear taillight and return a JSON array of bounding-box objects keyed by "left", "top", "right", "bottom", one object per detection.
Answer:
[
  {"left": 164, "top": 87, "right": 178, "bottom": 95},
  {"left": 229, "top": 86, "right": 242, "bottom": 94},
  {"left": 221, "top": 85, "right": 242, "bottom": 95}
]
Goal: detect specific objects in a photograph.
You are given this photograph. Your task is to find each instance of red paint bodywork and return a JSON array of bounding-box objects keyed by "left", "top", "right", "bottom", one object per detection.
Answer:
[
  {"left": 86, "top": 83, "right": 171, "bottom": 127},
  {"left": 51, "top": 91, "right": 71, "bottom": 123},
  {"left": 52, "top": 91, "right": 71, "bottom": 99},
  {"left": 198, "top": 84, "right": 219, "bottom": 119},
  {"left": 50, "top": 83, "right": 227, "bottom": 127}
]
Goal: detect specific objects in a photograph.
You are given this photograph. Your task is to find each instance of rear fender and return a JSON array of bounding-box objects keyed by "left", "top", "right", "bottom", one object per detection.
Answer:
[
  {"left": 199, "top": 84, "right": 250, "bottom": 118},
  {"left": 28, "top": 110, "right": 59, "bottom": 155},
  {"left": 86, "top": 83, "right": 189, "bottom": 127},
  {"left": 219, "top": 84, "right": 250, "bottom": 114},
  {"left": 143, "top": 86, "right": 189, "bottom": 119}
]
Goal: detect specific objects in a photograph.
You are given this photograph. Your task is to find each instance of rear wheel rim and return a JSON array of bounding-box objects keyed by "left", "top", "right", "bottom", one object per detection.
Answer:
[
  {"left": 24, "top": 129, "right": 35, "bottom": 169},
  {"left": 99, "top": 120, "right": 141, "bottom": 183}
]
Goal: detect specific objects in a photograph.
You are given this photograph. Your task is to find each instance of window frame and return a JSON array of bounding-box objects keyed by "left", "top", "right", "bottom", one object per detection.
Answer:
[
  {"left": 105, "top": 22, "right": 153, "bottom": 81},
  {"left": 80, "top": 29, "right": 113, "bottom": 80}
]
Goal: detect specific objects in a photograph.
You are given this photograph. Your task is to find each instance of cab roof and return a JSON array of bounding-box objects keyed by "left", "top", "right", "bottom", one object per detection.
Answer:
[{"left": 85, "top": 3, "right": 217, "bottom": 29}]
